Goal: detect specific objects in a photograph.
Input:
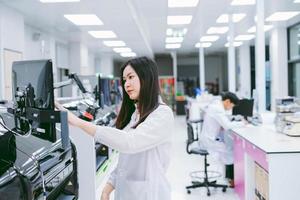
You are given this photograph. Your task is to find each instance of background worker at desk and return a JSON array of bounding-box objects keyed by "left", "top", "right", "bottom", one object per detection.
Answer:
[
  {"left": 199, "top": 92, "right": 246, "bottom": 187},
  {"left": 56, "top": 57, "right": 174, "bottom": 200}
]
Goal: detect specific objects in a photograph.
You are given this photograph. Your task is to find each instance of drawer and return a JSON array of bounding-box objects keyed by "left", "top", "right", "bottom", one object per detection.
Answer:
[{"left": 245, "top": 141, "right": 268, "bottom": 171}]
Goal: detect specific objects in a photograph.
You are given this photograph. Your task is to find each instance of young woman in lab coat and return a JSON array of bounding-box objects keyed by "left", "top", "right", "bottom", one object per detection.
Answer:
[{"left": 56, "top": 57, "right": 174, "bottom": 200}]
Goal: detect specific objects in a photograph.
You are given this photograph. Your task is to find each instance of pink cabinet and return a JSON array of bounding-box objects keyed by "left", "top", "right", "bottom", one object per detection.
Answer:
[{"left": 234, "top": 134, "right": 245, "bottom": 200}]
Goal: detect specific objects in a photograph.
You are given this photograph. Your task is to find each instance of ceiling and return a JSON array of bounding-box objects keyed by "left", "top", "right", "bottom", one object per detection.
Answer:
[{"left": 1, "top": 0, "right": 300, "bottom": 59}]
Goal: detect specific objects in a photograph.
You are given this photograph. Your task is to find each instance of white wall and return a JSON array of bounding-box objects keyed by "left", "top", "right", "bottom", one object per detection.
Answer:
[{"left": 0, "top": 4, "right": 24, "bottom": 99}]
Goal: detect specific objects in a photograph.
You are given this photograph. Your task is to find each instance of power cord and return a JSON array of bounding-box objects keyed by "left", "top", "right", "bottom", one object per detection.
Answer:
[
  {"left": 0, "top": 114, "right": 46, "bottom": 200},
  {"left": 15, "top": 146, "right": 47, "bottom": 200},
  {"left": 0, "top": 115, "right": 31, "bottom": 138}
]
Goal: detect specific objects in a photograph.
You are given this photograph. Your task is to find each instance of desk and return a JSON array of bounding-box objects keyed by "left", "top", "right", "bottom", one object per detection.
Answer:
[{"left": 232, "top": 117, "right": 300, "bottom": 200}]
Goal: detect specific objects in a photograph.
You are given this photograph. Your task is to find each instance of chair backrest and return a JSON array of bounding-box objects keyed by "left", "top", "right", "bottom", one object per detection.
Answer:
[{"left": 186, "top": 122, "right": 198, "bottom": 154}]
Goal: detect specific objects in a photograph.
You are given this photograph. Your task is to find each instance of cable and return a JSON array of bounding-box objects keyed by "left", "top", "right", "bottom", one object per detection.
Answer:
[
  {"left": 0, "top": 114, "right": 46, "bottom": 199},
  {"left": 0, "top": 119, "right": 32, "bottom": 138},
  {"left": 15, "top": 146, "right": 47, "bottom": 200}
]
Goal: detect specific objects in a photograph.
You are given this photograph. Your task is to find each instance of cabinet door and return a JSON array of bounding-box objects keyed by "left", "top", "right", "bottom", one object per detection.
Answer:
[
  {"left": 233, "top": 133, "right": 245, "bottom": 200},
  {"left": 3, "top": 49, "right": 22, "bottom": 100}
]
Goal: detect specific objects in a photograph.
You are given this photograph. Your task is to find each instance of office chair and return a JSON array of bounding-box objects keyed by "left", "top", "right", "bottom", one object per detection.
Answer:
[{"left": 185, "top": 120, "right": 227, "bottom": 196}]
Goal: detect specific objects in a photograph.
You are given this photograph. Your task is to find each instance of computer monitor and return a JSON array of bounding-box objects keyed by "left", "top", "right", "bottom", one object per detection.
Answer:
[
  {"left": 232, "top": 99, "right": 254, "bottom": 119},
  {"left": 12, "top": 59, "right": 56, "bottom": 142}
]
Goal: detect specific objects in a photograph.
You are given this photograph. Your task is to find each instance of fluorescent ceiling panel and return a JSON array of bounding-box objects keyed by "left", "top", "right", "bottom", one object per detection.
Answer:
[
  {"left": 195, "top": 42, "right": 212, "bottom": 48},
  {"left": 165, "top": 43, "right": 181, "bottom": 49},
  {"left": 166, "top": 28, "right": 188, "bottom": 37},
  {"left": 266, "top": 12, "right": 300, "bottom": 22},
  {"left": 113, "top": 47, "right": 132, "bottom": 53},
  {"left": 216, "top": 13, "right": 246, "bottom": 23},
  {"left": 103, "top": 40, "right": 126, "bottom": 47},
  {"left": 225, "top": 41, "right": 243, "bottom": 47},
  {"left": 294, "top": 0, "right": 300, "bottom": 3},
  {"left": 166, "top": 37, "right": 184, "bottom": 43},
  {"left": 247, "top": 25, "right": 273, "bottom": 33},
  {"left": 40, "top": 0, "right": 80, "bottom": 2},
  {"left": 167, "top": 15, "right": 193, "bottom": 25},
  {"left": 207, "top": 26, "right": 229, "bottom": 34},
  {"left": 168, "top": 0, "right": 199, "bottom": 7},
  {"left": 200, "top": 35, "right": 219, "bottom": 42},
  {"left": 64, "top": 14, "right": 103, "bottom": 25},
  {"left": 120, "top": 52, "right": 136, "bottom": 57},
  {"left": 88, "top": 31, "right": 116, "bottom": 38},
  {"left": 231, "top": 0, "right": 255, "bottom": 5},
  {"left": 235, "top": 34, "right": 255, "bottom": 41}
]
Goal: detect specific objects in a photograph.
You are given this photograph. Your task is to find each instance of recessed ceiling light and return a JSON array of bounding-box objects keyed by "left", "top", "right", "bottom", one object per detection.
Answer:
[
  {"left": 166, "top": 37, "right": 184, "bottom": 43},
  {"left": 40, "top": 0, "right": 80, "bottom": 2},
  {"left": 167, "top": 15, "right": 193, "bottom": 25},
  {"left": 298, "top": 41, "right": 300, "bottom": 45},
  {"left": 200, "top": 35, "right": 219, "bottom": 42},
  {"left": 64, "top": 14, "right": 103, "bottom": 25},
  {"left": 225, "top": 41, "right": 243, "bottom": 47},
  {"left": 216, "top": 13, "right": 246, "bottom": 23},
  {"left": 168, "top": 0, "right": 199, "bottom": 7},
  {"left": 207, "top": 26, "right": 229, "bottom": 34},
  {"left": 165, "top": 43, "right": 181, "bottom": 49},
  {"left": 88, "top": 31, "right": 116, "bottom": 38},
  {"left": 195, "top": 42, "right": 212, "bottom": 48},
  {"left": 235, "top": 34, "right": 255, "bottom": 41},
  {"left": 231, "top": 0, "right": 255, "bottom": 6},
  {"left": 113, "top": 47, "right": 132, "bottom": 53},
  {"left": 294, "top": 0, "right": 300, "bottom": 3},
  {"left": 103, "top": 40, "right": 126, "bottom": 47},
  {"left": 120, "top": 52, "right": 136, "bottom": 57},
  {"left": 247, "top": 25, "right": 273, "bottom": 33},
  {"left": 266, "top": 12, "right": 300, "bottom": 22}
]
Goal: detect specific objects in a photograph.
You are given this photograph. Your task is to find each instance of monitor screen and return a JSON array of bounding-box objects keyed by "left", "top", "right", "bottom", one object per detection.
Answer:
[
  {"left": 232, "top": 99, "right": 254, "bottom": 119},
  {"left": 12, "top": 59, "right": 56, "bottom": 142}
]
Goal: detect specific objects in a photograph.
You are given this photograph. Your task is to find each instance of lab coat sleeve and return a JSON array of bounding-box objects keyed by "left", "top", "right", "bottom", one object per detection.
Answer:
[
  {"left": 107, "top": 167, "right": 117, "bottom": 187},
  {"left": 212, "top": 110, "right": 244, "bottom": 131},
  {"left": 94, "top": 105, "right": 174, "bottom": 154}
]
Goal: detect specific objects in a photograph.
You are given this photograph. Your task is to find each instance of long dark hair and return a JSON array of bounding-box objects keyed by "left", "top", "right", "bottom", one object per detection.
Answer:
[{"left": 115, "top": 57, "right": 160, "bottom": 129}]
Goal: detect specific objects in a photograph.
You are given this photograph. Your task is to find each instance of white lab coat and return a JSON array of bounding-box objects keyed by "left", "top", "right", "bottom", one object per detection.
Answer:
[
  {"left": 199, "top": 99, "right": 244, "bottom": 164},
  {"left": 94, "top": 103, "right": 174, "bottom": 200}
]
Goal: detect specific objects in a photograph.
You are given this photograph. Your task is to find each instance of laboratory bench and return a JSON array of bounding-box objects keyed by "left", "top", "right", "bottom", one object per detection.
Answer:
[{"left": 232, "top": 113, "right": 300, "bottom": 200}]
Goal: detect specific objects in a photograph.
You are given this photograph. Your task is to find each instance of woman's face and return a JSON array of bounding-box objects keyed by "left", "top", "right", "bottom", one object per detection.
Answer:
[{"left": 123, "top": 65, "right": 141, "bottom": 100}]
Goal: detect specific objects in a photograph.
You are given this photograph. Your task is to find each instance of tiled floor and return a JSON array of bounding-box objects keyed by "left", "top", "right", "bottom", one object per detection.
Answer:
[{"left": 167, "top": 116, "right": 239, "bottom": 200}]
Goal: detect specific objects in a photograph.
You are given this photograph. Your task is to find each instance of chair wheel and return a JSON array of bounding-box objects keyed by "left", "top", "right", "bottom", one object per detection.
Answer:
[
  {"left": 207, "top": 191, "right": 211, "bottom": 196},
  {"left": 187, "top": 190, "right": 191, "bottom": 194},
  {"left": 222, "top": 187, "right": 227, "bottom": 192}
]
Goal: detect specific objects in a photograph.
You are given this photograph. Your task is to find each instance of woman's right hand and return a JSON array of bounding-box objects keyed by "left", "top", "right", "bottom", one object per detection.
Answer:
[
  {"left": 100, "top": 192, "right": 110, "bottom": 200},
  {"left": 55, "top": 101, "right": 80, "bottom": 126},
  {"left": 100, "top": 183, "right": 114, "bottom": 200}
]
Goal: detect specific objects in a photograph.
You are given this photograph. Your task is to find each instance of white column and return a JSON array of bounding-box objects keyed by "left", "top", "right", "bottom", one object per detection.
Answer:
[
  {"left": 69, "top": 42, "right": 89, "bottom": 75},
  {"left": 171, "top": 51, "right": 177, "bottom": 95},
  {"left": 270, "top": 27, "right": 288, "bottom": 111},
  {"left": 199, "top": 47, "right": 205, "bottom": 91},
  {"left": 239, "top": 44, "right": 251, "bottom": 98},
  {"left": 255, "top": 0, "right": 266, "bottom": 112},
  {"left": 98, "top": 53, "right": 114, "bottom": 77},
  {"left": 228, "top": 13, "right": 236, "bottom": 92}
]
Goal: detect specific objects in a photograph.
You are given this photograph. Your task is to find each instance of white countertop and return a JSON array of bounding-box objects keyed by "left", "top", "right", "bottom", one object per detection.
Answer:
[{"left": 232, "top": 113, "right": 300, "bottom": 154}]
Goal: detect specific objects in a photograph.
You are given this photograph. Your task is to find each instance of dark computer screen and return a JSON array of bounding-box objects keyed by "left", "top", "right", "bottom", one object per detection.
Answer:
[
  {"left": 232, "top": 99, "right": 254, "bottom": 119},
  {"left": 12, "top": 59, "right": 56, "bottom": 142}
]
